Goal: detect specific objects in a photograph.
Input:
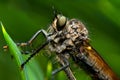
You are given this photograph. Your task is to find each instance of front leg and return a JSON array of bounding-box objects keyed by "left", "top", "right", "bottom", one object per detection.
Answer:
[
  {"left": 17, "top": 29, "right": 48, "bottom": 47},
  {"left": 3, "top": 29, "right": 48, "bottom": 53}
]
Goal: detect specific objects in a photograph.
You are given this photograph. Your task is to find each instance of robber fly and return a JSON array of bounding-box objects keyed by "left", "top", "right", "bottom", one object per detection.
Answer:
[{"left": 4, "top": 14, "right": 119, "bottom": 80}]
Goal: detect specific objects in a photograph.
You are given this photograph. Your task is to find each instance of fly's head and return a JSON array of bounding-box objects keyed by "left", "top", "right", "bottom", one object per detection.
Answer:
[
  {"left": 49, "top": 14, "right": 67, "bottom": 32},
  {"left": 48, "top": 14, "right": 89, "bottom": 53}
]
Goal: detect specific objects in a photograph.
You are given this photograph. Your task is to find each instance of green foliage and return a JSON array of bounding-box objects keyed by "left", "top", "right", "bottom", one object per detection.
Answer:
[{"left": 1, "top": 23, "right": 43, "bottom": 80}]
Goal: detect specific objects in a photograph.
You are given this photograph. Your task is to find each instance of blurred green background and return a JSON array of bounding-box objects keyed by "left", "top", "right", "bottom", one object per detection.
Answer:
[{"left": 0, "top": 0, "right": 120, "bottom": 80}]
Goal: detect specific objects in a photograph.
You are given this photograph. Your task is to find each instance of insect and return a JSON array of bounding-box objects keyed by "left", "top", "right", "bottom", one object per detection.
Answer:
[{"left": 4, "top": 14, "right": 119, "bottom": 80}]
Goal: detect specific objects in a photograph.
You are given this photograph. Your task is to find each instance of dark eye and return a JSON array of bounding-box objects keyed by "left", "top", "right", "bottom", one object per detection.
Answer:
[{"left": 56, "top": 14, "right": 67, "bottom": 31}]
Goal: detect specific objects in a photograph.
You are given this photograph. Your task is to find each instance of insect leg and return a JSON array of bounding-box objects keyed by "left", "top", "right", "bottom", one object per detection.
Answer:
[
  {"left": 52, "top": 54, "right": 69, "bottom": 75},
  {"left": 58, "top": 54, "right": 76, "bottom": 80},
  {"left": 21, "top": 40, "right": 49, "bottom": 69},
  {"left": 3, "top": 29, "right": 48, "bottom": 51},
  {"left": 16, "top": 29, "right": 48, "bottom": 47},
  {"left": 52, "top": 54, "right": 76, "bottom": 80},
  {"left": 27, "top": 29, "right": 48, "bottom": 44}
]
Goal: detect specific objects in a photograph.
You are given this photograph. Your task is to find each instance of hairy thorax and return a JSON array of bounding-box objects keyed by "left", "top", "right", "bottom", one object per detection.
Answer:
[{"left": 48, "top": 19, "right": 88, "bottom": 53}]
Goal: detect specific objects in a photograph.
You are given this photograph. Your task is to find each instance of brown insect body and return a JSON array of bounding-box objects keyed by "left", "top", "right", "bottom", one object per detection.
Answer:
[
  {"left": 10, "top": 14, "right": 119, "bottom": 80},
  {"left": 48, "top": 15, "right": 119, "bottom": 80}
]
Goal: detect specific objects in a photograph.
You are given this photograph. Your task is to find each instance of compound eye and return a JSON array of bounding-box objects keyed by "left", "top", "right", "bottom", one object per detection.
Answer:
[{"left": 56, "top": 14, "right": 67, "bottom": 31}]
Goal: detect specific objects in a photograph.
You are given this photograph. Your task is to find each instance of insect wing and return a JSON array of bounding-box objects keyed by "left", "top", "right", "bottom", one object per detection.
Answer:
[{"left": 77, "top": 41, "right": 119, "bottom": 80}]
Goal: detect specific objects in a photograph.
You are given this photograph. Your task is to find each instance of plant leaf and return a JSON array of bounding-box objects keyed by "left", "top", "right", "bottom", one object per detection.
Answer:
[{"left": 1, "top": 22, "right": 44, "bottom": 80}]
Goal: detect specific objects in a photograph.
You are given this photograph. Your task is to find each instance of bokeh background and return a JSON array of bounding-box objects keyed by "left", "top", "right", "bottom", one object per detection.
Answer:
[{"left": 0, "top": 0, "right": 120, "bottom": 80}]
